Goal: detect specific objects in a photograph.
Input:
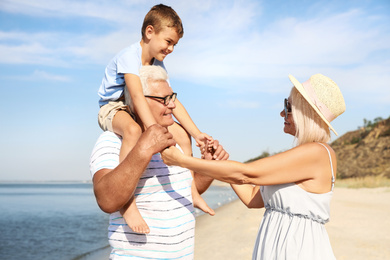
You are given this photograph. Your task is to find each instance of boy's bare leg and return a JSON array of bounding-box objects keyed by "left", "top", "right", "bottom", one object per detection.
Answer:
[
  {"left": 192, "top": 138, "right": 215, "bottom": 216},
  {"left": 120, "top": 197, "right": 150, "bottom": 234},
  {"left": 112, "top": 110, "right": 150, "bottom": 233},
  {"left": 112, "top": 110, "right": 142, "bottom": 162},
  {"left": 191, "top": 181, "right": 215, "bottom": 216}
]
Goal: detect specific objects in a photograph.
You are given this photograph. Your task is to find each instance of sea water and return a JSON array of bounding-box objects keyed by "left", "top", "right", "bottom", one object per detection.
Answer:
[{"left": 0, "top": 182, "right": 237, "bottom": 260}]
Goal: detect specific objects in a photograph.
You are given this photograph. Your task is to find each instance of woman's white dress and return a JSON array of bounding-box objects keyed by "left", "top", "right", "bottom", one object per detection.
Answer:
[{"left": 252, "top": 144, "right": 336, "bottom": 260}]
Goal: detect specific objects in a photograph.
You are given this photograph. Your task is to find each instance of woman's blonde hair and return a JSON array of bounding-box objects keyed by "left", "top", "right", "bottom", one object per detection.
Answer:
[{"left": 290, "top": 87, "right": 331, "bottom": 145}]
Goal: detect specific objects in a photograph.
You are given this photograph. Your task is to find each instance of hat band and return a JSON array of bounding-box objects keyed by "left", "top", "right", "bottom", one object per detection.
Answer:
[{"left": 302, "top": 80, "right": 336, "bottom": 122}]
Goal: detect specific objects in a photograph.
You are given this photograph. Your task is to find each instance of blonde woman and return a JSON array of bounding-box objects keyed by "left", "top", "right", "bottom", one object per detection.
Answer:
[{"left": 161, "top": 74, "right": 346, "bottom": 260}]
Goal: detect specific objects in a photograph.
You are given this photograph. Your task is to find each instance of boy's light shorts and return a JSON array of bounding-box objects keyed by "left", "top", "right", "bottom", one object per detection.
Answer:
[{"left": 98, "top": 101, "right": 129, "bottom": 132}]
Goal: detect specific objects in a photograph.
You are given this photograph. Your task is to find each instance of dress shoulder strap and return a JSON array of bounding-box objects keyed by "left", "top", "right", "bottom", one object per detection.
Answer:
[{"left": 317, "top": 142, "right": 335, "bottom": 191}]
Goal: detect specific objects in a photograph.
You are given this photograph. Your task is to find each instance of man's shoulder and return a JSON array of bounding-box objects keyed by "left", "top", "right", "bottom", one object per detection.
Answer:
[
  {"left": 95, "top": 131, "right": 122, "bottom": 146},
  {"left": 90, "top": 131, "right": 121, "bottom": 176},
  {"left": 91, "top": 132, "right": 121, "bottom": 159}
]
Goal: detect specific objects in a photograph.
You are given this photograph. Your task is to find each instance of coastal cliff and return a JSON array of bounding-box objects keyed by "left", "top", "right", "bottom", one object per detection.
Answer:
[{"left": 331, "top": 117, "right": 390, "bottom": 178}]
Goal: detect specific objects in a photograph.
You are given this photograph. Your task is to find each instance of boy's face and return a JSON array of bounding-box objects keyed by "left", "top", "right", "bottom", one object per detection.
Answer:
[{"left": 148, "top": 26, "right": 180, "bottom": 61}]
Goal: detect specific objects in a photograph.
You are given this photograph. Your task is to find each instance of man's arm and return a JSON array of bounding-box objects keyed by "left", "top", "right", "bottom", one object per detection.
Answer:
[{"left": 92, "top": 125, "right": 175, "bottom": 213}]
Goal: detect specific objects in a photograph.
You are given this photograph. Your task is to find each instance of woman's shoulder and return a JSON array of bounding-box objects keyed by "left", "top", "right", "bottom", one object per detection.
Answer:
[
  {"left": 294, "top": 142, "right": 337, "bottom": 172},
  {"left": 306, "top": 142, "right": 336, "bottom": 160},
  {"left": 295, "top": 142, "right": 334, "bottom": 154},
  {"left": 283, "top": 142, "right": 336, "bottom": 166}
]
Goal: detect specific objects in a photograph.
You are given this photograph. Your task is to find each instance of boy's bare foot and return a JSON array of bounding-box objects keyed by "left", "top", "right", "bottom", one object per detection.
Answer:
[
  {"left": 193, "top": 194, "right": 215, "bottom": 216},
  {"left": 121, "top": 206, "right": 150, "bottom": 234}
]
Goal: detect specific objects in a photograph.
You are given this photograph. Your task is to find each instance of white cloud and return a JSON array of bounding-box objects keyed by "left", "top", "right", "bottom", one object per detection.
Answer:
[
  {"left": 0, "top": 0, "right": 145, "bottom": 23},
  {"left": 166, "top": 4, "right": 390, "bottom": 101},
  {"left": 0, "top": 29, "right": 138, "bottom": 66},
  {"left": 1, "top": 0, "right": 389, "bottom": 180},
  {"left": 0, "top": 0, "right": 389, "bottom": 99},
  {"left": 19, "top": 70, "right": 71, "bottom": 82},
  {"left": 0, "top": 31, "right": 71, "bottom": 66}
]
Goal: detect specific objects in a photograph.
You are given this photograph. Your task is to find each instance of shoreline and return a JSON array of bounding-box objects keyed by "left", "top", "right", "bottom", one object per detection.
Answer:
[
  {"left": 81, "top": 187, "right": 390, "bottom": 260},
  {"left": 76, "top": 180, "right": 235, "bottom": 260}
]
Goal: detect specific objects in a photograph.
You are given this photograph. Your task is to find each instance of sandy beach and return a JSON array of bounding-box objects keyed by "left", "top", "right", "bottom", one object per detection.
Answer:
[
  {"left": 90, "top": 187, "right": 390, "bottom": 260},
  {"left": 195, "top": 187, "right": 390, "bottom": 260}
]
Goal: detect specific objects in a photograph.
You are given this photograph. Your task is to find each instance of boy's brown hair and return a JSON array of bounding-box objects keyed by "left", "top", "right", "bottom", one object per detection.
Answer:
[{"left": 141, "top": 4, "right": 184, "bottom": 40}]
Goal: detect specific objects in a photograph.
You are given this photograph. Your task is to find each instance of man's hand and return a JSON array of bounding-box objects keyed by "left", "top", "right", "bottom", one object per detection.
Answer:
[
  {"left": 93, "top": 125, "right": 176, "bottom": 213},
  {"left": 137, "top": 124, "right": 176, "bottom": 155}
]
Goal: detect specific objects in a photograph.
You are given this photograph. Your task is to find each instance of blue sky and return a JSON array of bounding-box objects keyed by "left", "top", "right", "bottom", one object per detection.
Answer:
[{"left": 1, "top": 0, "right": 389, "bottom": 181}]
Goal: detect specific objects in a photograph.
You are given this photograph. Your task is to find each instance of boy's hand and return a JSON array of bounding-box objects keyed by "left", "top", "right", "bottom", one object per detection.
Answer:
[
  {"left": 195, "top": 132, "right": 214, "bottom": 155},
  {"left": 202, "top": 139, "right": 229, "bottom": 161}
]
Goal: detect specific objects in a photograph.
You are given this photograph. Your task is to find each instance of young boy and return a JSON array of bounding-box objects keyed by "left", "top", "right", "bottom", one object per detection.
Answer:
[{"left": 97, "top": 4, "right": 214, "bottom": 234}]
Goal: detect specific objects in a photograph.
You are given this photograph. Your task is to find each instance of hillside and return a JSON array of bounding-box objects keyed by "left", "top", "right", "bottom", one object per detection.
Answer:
[{"left": 331, "top": 117, "right": 390, "bottom": 179}]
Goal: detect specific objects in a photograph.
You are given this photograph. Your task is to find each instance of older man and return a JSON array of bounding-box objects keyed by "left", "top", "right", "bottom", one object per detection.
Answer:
[{"left": 90, "top": 65, "right": 227, "bottom": 259}]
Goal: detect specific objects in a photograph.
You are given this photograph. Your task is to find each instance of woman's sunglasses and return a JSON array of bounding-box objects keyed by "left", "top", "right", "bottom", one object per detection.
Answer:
[{"left": 284, "top": 98, "right": 292, "bottom": 120}]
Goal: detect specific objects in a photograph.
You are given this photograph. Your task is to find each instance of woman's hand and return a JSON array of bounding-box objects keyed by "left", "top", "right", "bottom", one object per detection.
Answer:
[{"left": 161, "top": 146, "right": 184, "bottom": 166}]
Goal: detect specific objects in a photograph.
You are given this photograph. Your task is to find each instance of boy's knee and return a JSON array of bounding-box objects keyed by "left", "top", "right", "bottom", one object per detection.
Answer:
[{"left": 123, "top": 123, "right": 142, "bottom": 138}]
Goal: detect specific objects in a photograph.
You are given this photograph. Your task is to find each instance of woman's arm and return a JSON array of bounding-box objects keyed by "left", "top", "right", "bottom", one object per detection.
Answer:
[
  {"left": 230, "top": 184, "right": 264, "bottom": 208},
  {"left": 161, "top": 142, "right": 333, "bottom": 187}
]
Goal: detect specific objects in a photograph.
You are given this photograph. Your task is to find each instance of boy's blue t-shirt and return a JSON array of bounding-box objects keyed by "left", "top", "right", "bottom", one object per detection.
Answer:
[{"left": 98, "top": 41, "right": 166, "bottom": 107}]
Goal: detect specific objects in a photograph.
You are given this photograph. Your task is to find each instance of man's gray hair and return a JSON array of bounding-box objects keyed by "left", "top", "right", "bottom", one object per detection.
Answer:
[{"left": 125, "top": 65, "right": 169, "bottom": 113}]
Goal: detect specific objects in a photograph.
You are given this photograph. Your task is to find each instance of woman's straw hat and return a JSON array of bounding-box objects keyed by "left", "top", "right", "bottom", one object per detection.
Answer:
[{"left": 288, "top": 74, "right": 346, "bottom": 135}]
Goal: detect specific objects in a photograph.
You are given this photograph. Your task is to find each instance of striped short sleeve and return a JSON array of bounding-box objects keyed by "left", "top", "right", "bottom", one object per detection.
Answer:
[{"left": 89, "top": 131, "right": 121, "bottom": 177}]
